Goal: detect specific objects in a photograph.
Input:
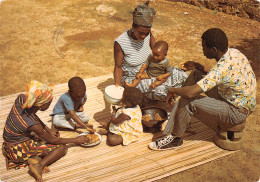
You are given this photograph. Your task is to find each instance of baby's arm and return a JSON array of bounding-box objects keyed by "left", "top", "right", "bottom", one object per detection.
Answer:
[
  {"left": 68, "top": 110, "right": 94, "bottom": 132},
  {"left": 111, "top": 112, "right": 131, "bottom": 125},
  {"left": 136, "top": 64, "right": 148, "bottom": 78}
]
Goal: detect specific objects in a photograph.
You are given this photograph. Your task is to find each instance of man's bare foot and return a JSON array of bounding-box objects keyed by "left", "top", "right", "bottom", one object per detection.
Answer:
[
  {"left": 28, "top": 157, "right": 50, "bottom": 173},
  {"left": 28, "top": 160, "right": 43, "bottom": 182}
]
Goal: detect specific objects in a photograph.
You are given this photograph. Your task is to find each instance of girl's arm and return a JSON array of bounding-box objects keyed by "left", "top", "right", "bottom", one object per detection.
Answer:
[
  {"left": 111, "top": 112, "right": 131, "bottom": 125},
  {"left": 114, "top": 41, "right": 124, "bottom": 86}
]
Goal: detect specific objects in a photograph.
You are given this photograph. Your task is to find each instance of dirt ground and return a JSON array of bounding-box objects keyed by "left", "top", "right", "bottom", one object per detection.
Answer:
[{"left": 0, "top": 0, "right": 260, "bottom": 181}]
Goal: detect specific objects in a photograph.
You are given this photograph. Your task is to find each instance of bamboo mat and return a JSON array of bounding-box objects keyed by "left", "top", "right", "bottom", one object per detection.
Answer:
[{"left": 0, "top": 74, "right": 235, "bottom": 182}]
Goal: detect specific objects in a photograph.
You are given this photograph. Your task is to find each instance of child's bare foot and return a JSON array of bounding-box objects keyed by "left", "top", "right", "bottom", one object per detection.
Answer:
[
  {"left": 125, "top": 81, "right": 134, "bottom": 87},
  {"left": 149, "top": 83, "right": 156, "bottom": 89},
  {"left": 28, "top": 160, "right": 43, "bottom": 182},
  {"left": 97, "top": 128, "right": 108, "bottom": 135},
  {"left": 98, "top": 122, "right": 109, "bottom": 129},
  {"left": 28, "top": 157, "right": 50, "bottom": 173}
]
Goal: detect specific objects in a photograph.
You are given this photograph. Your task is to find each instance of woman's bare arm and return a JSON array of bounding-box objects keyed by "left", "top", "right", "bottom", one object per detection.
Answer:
[
  {"left": 29, "top": 124, "right": 89, "bottom": 145},
  {"left": 114, "top": 41, "right": 124, "bottom": 86},
  {"left": 150, "top": 31, "right": 156, "bottom": 48}
]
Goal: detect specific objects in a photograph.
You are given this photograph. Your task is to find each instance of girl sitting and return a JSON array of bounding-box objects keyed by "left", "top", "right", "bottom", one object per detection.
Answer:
[{"left": 107, "top": 87, "right": 143, "bottom": 146}]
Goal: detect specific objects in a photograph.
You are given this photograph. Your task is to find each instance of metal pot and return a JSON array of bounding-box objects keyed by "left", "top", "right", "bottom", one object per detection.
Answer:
[{"left": 141, "top": 107, "right": 168, "bottom": 128}]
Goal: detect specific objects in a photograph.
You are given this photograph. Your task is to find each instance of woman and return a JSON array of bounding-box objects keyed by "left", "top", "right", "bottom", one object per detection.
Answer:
[
  {"left": 114, "top": 1, "right": 187, "bottom": 100},
  {"left": 2, "top": 81, "right": 90, "bottom": 182}
]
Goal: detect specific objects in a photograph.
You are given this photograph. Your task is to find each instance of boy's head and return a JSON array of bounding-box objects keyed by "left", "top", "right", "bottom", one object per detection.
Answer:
[
  {"left": 68, "top": 77, "right": 86, "bottom": 102},
  {"left": 122, "top": 87, "right": 143, "bottom": 107},
  {"left": 201, "top": 28, "right": 228, "bottom": 59},
  {"left": 152, "top": 41, "right": 168, "bottom": 62}
]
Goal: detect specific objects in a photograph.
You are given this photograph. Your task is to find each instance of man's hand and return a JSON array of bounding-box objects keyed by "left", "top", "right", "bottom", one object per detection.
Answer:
[
  {"left": 166, "top": 91, "right": 176, "bottom": 106},
  {"left": 179, "top": 61, "right": 196, "bottom": 71}
]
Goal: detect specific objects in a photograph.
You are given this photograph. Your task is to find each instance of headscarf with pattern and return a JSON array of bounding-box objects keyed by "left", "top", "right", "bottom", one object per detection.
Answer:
[
  {"left": 22, "top": 81, "right": 54, "bottom": 109},
  {"left": 133, "top": 1, "right": 156, "bottom": 27}
]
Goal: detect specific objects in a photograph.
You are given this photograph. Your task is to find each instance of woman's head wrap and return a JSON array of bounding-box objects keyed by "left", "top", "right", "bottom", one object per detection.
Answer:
[
  {"left": 133, "top": 1, "right": 156, "bottom": 27},
  {"left": 22, "top": 81, "right": 54, "bottom": 109}
]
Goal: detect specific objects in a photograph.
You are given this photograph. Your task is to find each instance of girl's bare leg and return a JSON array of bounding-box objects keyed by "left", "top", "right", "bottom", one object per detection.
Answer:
[{"left": 107, "top": 133, "right": 123, "bottom": 146}]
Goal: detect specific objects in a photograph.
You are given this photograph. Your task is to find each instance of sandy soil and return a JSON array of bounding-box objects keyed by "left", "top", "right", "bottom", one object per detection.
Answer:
[{"left": 0, "top": 0, "right": 260, "bottom": 181}]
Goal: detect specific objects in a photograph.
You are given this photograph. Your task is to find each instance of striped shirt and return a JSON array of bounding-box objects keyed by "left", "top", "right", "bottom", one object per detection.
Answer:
[
  {"left": 115, "top": 30, "right": 188, "bottom": 100},
  {"left": 115, "top": 30, "right": 151, "bottom": 77},
  {"left": 3, "top": 94, "right": 39, "bottom": 143}
]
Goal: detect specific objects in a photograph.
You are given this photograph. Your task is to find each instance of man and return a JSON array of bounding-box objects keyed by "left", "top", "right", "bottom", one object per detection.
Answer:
[{"left": 149, "top": 28, "right": 256, "bottom": 150}]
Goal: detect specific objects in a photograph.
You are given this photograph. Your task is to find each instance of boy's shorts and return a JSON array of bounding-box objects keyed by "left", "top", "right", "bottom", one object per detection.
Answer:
[{"left": 52, "top": 112, "right": 90, "bottom": 129}]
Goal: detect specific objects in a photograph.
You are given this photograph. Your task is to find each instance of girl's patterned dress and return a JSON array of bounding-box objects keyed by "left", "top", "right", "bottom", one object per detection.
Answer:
[{"left": 109, "top": 106, "right": 143, "bottom": 145}]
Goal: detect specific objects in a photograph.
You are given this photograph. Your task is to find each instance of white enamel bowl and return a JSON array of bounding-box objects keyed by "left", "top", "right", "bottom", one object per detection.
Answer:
[{"left": 104, "top": 85, "right": 124, "bottom": 105}]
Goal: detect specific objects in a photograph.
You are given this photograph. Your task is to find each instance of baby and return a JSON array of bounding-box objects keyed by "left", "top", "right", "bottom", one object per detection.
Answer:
[
  {"left": 125, "top": 41, "right": 172, "bottom": 89},
  {"left": 50, "top": 77, "right": 93, "bottom": 132}
]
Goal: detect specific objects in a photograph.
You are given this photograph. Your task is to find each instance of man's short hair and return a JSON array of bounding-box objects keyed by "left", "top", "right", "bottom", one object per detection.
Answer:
[{"left": 201, "top": 28, "right": 228, "bottom": 52}]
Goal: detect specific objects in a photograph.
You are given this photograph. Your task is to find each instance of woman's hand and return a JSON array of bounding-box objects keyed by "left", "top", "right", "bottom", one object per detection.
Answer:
[
  {"left": 50, "top": 127, "right": 60, "bottom": 138},
  {"left": 75, "top": 135, "right": 90, "bottom": 145}
]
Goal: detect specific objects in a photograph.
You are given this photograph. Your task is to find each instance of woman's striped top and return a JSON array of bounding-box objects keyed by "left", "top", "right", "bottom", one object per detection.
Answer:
[
  {"left": 3, "top": 94, "right": 39, "bottom": 143},
  {"left": 115, "top": 30, "right": 151, "bottom": 77}
]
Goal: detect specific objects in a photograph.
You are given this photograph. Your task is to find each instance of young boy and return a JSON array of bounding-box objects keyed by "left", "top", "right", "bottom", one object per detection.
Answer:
[
  {"left": 50, "top": 77, "right": 93, "bottom": 131},
  {"left": 125, "top": 41, "right": 172, "bottom": 89}
]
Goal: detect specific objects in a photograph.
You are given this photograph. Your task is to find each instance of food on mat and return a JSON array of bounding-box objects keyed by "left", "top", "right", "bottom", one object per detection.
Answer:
[
  {"left": 155, "top": 113, "right": 163, "bottom": 121},
  {"left": 142, "top": 115, "right": 152, "bottom": 122},
  {"left": 84, "top": 133, "right": 100, "bottom": 144}
]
